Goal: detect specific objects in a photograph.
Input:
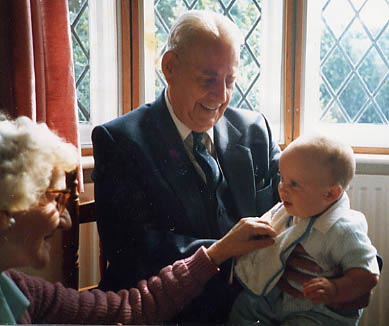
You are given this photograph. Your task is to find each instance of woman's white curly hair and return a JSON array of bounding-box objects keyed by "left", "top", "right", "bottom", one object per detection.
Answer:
[{"left": 0, "top": 114, "right": 79, "bottom": 212}]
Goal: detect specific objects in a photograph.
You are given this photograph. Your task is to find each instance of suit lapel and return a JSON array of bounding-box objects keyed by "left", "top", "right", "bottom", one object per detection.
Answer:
[
  {"left": 150, "top": 94, "right": 212, "bottom": 236},
  {"left": 215, "top": 115, "right": 256, "bottom": 217}
]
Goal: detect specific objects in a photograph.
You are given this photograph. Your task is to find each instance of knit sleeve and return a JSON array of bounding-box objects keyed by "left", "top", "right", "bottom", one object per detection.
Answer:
[{"left": 11, "top": 246, "right": 219, "bottom": 324}]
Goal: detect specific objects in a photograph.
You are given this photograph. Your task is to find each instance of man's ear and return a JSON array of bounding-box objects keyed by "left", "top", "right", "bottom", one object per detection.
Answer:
[
  {"left": 161, "top": 51, "right": 178, "bottom": 84},
  {"left": 325, "top": 184, "right": 343, "bottom": 202}
]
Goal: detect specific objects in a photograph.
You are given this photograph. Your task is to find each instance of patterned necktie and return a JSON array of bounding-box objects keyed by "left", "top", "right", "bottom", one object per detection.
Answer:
[{"left": 192, "top": 132, "right": 221, "bottom": 192}]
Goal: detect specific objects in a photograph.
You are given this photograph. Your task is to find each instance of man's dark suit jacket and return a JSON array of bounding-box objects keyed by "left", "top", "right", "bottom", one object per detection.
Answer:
[{"left": 92, "top": 92, "right": 281, "bottom": 322}]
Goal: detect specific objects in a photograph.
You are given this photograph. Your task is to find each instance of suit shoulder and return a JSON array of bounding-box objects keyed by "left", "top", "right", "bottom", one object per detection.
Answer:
[
  {"left": 93, "top": 101, "right": 160, "bottom": 142},
  {"left": 224, "top": 107, "right": 267, "bottom": 127},
  {"left": 223, "top": 107, "right": 274, "bottom": 138},
  {"left": 105, "top": 104, "right": 151, "bottom": 129},
  {"left": 98, "top": 93, "right": 166, "bottom": 135}
]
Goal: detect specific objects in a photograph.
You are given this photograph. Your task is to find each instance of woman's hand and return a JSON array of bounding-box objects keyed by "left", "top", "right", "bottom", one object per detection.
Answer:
[{"left": 206, "top": 217, "right": 277, "bottom": 266}]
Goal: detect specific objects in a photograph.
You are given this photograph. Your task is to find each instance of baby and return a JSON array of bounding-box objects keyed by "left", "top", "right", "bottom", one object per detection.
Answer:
[{"left": 229, "top": 134, "right": 380, "bottom": 325}]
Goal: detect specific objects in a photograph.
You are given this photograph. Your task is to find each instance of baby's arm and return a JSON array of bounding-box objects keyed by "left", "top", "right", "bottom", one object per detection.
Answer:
[{"left": 303, "top": 268, "right": 379, "bottom": 305}]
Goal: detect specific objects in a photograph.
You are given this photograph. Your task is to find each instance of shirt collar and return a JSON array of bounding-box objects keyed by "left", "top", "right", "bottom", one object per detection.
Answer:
[
  {"left": 164, "top": 89, "right": 214, "bottom": 143},
  {"left": 311, "top": 192, "right": 350, "bottom": 234},
  {"left": 0, "top": 272, "right": 30, "bottom": 324}
]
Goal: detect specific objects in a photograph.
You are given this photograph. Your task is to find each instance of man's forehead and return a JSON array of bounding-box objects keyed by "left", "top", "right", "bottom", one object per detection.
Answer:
[
  {"left": 185, "top": 56, "right": 239, "bottom": 75},
  {"left": 197, "top": 66, "right": 238, "bottom": 78}
]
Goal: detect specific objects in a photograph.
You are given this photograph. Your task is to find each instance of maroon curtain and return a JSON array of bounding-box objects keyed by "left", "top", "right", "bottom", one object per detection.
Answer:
[{"left": 0, "top": 0, "right": 79, "bottom": 148}]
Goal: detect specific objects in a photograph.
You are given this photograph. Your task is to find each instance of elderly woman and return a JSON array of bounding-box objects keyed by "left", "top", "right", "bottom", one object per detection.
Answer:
[{"left": 0, "top": 115, "right": 277, "bottom": 324}]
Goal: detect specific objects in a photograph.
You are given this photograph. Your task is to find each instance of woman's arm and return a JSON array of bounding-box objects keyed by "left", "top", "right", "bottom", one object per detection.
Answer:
[
  {"left": 15, "top": 217, "right": 276, "bottom": 324},
  {"left": 12, "top": 248, "right": 216, "bottom": 324}
]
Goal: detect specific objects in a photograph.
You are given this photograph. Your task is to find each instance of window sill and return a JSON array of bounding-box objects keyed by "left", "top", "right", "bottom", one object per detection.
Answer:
[
  {"left": 81, "top": 153, "right": 389, "bottom": 175},
  {"left": 81, "top": 155, "right": 94, "bottom": 170},
  {"left": 355, "top": 154, "right": 389, "bottom": 176}
]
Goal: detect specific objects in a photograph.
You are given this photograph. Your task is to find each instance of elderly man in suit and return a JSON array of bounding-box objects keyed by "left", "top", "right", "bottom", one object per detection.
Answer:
[{"left": 92, "top": 10, "right": 280, "bottom": 323}]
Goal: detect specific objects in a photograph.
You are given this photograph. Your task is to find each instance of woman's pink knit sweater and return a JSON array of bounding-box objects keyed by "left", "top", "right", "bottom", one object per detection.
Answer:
[{"left": 9, "top": 247, "right": 218, "bottom": 324}]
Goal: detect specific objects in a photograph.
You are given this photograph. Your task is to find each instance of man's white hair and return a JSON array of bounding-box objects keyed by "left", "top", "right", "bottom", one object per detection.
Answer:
[
  {"left": 167, "top": 10, "right": 243, "bottom": 54},
  {"left": 0, "top": 114, "right": 79, "bottom": 212}
]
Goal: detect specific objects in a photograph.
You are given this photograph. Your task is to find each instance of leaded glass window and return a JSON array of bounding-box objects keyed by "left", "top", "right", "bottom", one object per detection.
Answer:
[
  {"left": 304, "top": 0, "right": 389, "bottom": 147},
  {"left": 68, "top": 0, "right": 90, "bottom": 123}
]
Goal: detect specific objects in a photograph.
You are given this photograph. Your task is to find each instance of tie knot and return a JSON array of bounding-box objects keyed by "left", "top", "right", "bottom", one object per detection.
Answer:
[{"left": 192, "top": 132, "right": 205, "bottom": 148}]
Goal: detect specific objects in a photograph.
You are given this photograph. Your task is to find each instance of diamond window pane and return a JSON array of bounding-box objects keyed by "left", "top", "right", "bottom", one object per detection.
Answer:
[
  {"left": 320, "top": 0, "right": 389, "bottom": 126},
  {"left": 72, "top": 34, "right": 87, "bottom": 81},
  {"left": 322, "top": 102, "right": 348, "bottom": 123},
  {"left": 322, "top": 0, "right": 355, "bottom": 38},
  {"left": 68, "top": 0, "right": 90, "bottom": 123},
  {"left": 239, "top": 45, "right": 261, "bottom": 95},
  {"left": 304, "top": 0, "right": 389, "bottom": 147},
  {"left": 340, "top": 19, "right": 370, "bottom": 66},
  {"left": 229, "top": 88, "right": 242, "bottom": 107},
  {"left": 247, "top": 77, "right": 261, "bottom": 110},
  {"left": 194, "top": 1, "right": 223, "bottom": 12},
  {"left": 339, "top": 75, "right": 368, "bottom": 120},
  {"left": 350, "top": 0, "right": 366, "bottom": 10},
  {"left": 220, "top": 0, "right": 233, "bottom": 6},
  {"left": 358, "top": 103, "right": 385, "bottom": 124},
  {"left": 358, "top": 47, "right": 387, "bottom": 93},
  {"left": 68, "top": 0, "right": 84, "bottom": 23},
  {"left": 376, "top": 82, "right": 389, "bottom": 121},
  {"left": 377, "top": 24, "right": 389, "bottom": 59},
  {"left": 322, "top": 46, "right": 352, "bottom": 92},
  {"left": 320, "top": 29, "right": 336, "bottom": 61},
  {"left": 319, "top": 83, "right": 332, "bottom": 111},
  {"left": 359, "top": 0, "right": 389, "bottom": 39}
]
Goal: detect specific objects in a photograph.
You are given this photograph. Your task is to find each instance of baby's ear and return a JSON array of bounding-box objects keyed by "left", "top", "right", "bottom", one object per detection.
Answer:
[{"left": 325, "top": 184, "right": 343, "bottom": 202}]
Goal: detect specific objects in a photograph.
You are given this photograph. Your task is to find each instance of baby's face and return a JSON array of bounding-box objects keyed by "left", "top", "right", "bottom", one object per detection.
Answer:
[{"left": 278, "top": 150, "right": 334, "bottom": 218}]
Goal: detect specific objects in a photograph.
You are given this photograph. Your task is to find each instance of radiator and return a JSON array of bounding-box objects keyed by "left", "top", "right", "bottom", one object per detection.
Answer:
[{"left": 348, "top": 174, "right": 389, "bottom": 326}]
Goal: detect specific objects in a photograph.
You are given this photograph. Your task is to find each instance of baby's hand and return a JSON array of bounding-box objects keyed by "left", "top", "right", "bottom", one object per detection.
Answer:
[{"left": 303, "top": 277, "right": 337, "bottom": 305}]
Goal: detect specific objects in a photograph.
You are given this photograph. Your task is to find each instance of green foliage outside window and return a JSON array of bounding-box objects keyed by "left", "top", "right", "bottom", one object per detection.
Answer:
[
  {"left": 67, "top": 0, "right": 388, "bottom": 127},
  {"left": 68, "top": 0, "right": 90, "bottom": 123}
]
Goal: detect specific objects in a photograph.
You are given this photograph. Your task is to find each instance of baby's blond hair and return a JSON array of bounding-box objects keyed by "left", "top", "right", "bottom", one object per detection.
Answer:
[{"left": 283, "top": 134, "right": 355, "bottom": 189}]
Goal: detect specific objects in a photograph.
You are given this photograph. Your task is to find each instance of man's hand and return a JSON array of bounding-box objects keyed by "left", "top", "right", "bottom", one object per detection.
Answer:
[{"left": 206, "top": 217, "right": 277, "bottom": 266}]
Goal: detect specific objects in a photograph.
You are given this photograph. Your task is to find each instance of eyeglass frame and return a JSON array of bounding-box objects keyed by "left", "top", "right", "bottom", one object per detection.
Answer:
[{"left": 45, "top": 189, "right": 71, "bottom": 215}]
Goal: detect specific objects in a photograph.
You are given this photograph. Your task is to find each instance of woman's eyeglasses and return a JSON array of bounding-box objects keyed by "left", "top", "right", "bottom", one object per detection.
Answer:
[{"left": 45, "top": 189, "right": 71, "bottom": 215}]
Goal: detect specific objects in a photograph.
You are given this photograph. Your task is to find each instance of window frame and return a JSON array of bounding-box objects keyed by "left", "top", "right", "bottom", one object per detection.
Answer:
[{"left": 291, "top": 1, "right": 389, "bottom": 155}]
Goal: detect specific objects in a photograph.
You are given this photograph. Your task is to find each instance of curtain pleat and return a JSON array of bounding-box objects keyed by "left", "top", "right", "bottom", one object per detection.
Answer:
[
  {"left": 0, "top": 0, "right": 83, "bottom": 285},
  {"left": 1, "top": 0, "right": 79, "bottom": 149},
  {"left": 10, "top": 0, "right": 37, "bottom": 119}
]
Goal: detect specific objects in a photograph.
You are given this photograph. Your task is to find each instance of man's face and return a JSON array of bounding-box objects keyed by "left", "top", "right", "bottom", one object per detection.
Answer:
[{"left": 165, "top": 34, "right": 239, "bottom": 132}]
